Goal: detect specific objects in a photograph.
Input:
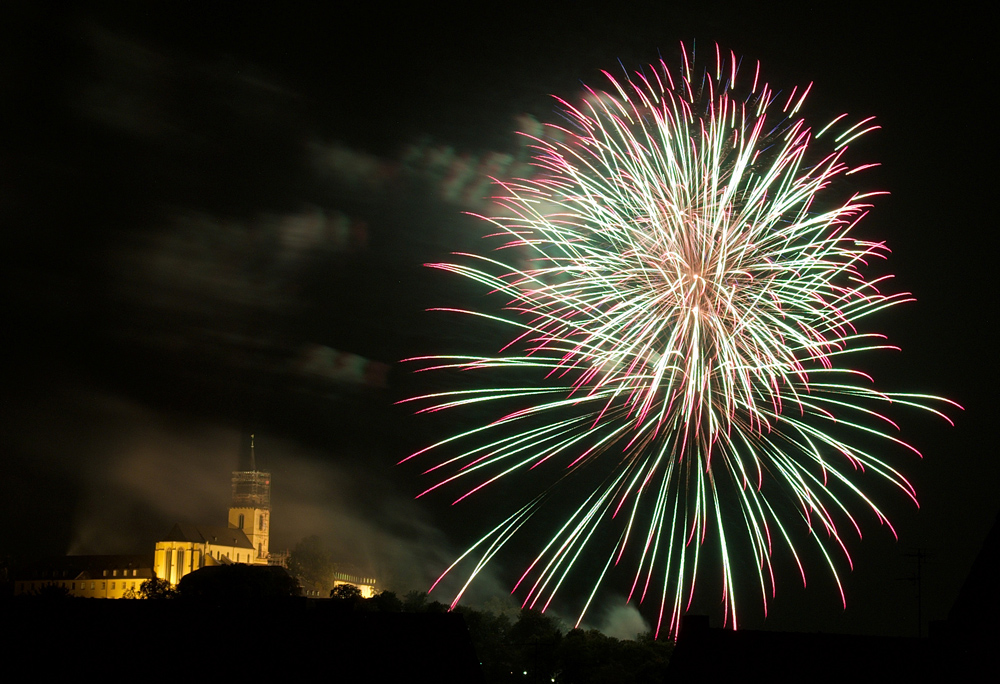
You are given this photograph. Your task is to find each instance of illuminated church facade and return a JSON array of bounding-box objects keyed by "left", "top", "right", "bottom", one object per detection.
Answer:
[
  {"left": 16, "top": 436, "right": 281, "bottom": 596},
  {"left": 153, "top": 435, "right": 276, "bottom": 585},
  {"left": 16, "top": 435, "right": 377, "bottom": 598}
]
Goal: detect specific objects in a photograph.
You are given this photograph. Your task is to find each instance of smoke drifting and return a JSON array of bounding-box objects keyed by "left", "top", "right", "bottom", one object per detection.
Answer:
[
  {"left": 587, "top": 601, "right": 652, "bottom": 641},
  {"left": 2, "top": 376, "right": 472, "bottom": 596},
  {"left": 0, "top": 8, "right": 542, "bottom": 599}
]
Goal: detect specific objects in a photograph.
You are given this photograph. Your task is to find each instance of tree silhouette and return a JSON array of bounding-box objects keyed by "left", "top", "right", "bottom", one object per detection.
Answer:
[{"left": 139, "top": 576, "right": 176, "bottom": 599}]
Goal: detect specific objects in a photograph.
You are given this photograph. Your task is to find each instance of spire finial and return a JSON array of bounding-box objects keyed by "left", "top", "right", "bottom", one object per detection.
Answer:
[{"left": 250, "top": 433, "right": 256, "bottom": 471}]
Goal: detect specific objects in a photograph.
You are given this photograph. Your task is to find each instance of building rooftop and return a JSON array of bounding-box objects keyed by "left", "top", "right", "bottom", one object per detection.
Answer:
[{"left": 161, "top": 523, "right": 253, "bottom": 549}]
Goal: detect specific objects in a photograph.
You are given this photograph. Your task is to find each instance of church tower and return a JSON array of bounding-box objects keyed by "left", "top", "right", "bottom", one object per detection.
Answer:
[{"left": 228, "top": 434, "right": 271, "bottom": 563}]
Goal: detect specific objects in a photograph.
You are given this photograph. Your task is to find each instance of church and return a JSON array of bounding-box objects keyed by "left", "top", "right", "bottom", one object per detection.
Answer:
[
  {"left": 15, "top": 436, "right": 277, "bottom": 596},
  {"left": 15, "top": 435, "right": 377, "bottom": 598},
  {"left": 152, "top": 435, "right": 277, "bottom": 585}
]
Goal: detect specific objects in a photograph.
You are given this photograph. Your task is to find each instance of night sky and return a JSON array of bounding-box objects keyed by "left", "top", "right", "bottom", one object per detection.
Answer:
[{"left": 1, "top": 2, "right": 994, "bottom": 639}]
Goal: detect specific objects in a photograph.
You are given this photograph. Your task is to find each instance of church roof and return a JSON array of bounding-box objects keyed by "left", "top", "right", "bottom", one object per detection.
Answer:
[
  {"left": 16, "top": 554, "right": 154, "bottom": 581},
  {"left": 161, "top": 523, "right": 253, "bottom": 549}
]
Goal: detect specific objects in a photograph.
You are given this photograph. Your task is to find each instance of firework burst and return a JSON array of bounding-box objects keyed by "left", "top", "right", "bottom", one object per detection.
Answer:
[{"left": 402, "top": 44, "right": 955, "bottom": 637}]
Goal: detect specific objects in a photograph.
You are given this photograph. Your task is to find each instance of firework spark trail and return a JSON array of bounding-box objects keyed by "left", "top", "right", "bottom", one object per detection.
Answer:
[{"left": 401, "top": 44, "right": 957, "bottom": 638}]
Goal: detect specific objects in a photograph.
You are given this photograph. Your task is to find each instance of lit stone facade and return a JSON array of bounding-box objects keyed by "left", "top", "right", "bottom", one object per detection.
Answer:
[
  {"left": 228, "top": 468, "right": 271, "bottom": 562},
  {"left": 153, "top": 523, "right": 258, "bottom": 585},
  {"left": 14, "top": 554, "right": 153, "bottom": 598},
  {"left": 333, "top": 572, "right": 377, "bottom": 598},
  {"left": 16, "top": 436, "right": 376, "bottom": 598},
  {"left": 151, "top": 435, "right": 275, "bottom": 586},
  {"left": 154, "top": 461, "right": 273, "bottom": 586}
]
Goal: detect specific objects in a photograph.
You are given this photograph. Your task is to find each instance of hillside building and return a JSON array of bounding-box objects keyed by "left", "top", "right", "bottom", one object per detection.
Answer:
[
  {"left": 153, "top": 434, "right": 277, "bottom": 585},
  {"left": 15, "top": 434, "right": 375, "bottom": 598},
  {"left": 13, "top": 554, "right": 153, "bottom": 598}
]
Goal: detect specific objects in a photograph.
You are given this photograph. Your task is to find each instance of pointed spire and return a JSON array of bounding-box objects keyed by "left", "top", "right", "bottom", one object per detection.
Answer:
[{"left": 250, "top": 433, "right": 256, "bottom": 472}]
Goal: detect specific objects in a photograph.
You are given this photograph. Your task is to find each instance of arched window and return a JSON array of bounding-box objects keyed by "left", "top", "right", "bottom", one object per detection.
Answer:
[
  {"left": 238, "top": 513, "right": 245, "bottom": 529},
  {"left": 259, "top": 514, "right": 264, "bottom": 531}
]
